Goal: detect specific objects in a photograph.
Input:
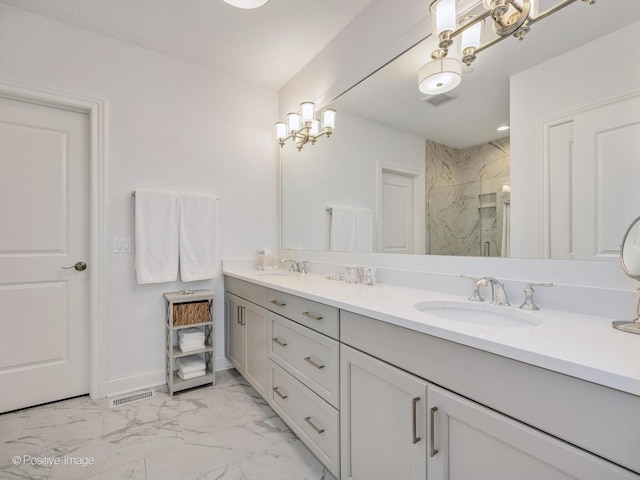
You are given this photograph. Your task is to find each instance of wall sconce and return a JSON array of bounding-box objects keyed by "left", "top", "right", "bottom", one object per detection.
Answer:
[
  {"left": 419, "top": 0, "right": 597, "bottom": 94},
  {"left": 276, "top": 102, "right": 337, "bottom": 151}
]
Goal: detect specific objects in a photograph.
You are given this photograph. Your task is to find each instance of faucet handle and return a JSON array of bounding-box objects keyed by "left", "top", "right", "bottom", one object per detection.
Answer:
[
  {"left": 297, "top": 261, "right": 309, "bottom": 274},
  {"left": 460, "top": 274, "right": 485, "bottom": 302},
  {"left": 519, "top": 282, "right": 553, "bottom": 310}
]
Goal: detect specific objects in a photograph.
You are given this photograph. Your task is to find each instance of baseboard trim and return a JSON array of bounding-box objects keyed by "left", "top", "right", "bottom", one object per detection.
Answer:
[{"left": 106, "top": 355, "right": 234, "bottom": 397}]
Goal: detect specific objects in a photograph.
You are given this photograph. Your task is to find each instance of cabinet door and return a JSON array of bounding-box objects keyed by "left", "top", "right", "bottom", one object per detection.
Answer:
[
  {"left": 225, "top": 293, "right": 245, "bottom": 373},
  {"left": 244, "top": 302, "right": 268, "bottom": 399},
  {"left": 341, "top": 344, "right": 427, "bottom": 480},
  {"left": 427, "top": 385, "right": 638, "bottom": 480}
]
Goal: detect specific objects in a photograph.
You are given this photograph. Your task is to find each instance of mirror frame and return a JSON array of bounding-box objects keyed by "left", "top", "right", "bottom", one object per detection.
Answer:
[{"left": 620, "top": 215, "right": 640, "bottom": 280}]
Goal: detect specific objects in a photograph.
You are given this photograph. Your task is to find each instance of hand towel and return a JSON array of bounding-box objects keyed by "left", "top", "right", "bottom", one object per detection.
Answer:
[
  {"left": 501, "top": 201, "right": 511, "bottom": 258},
  {"left": 178, "top": 328, "right": 206, "bottom": 339},
  {"left": 179, "top": 192, "right": 219, "bottom": 282},
  {"left": 134, "top": 189, "right": 180, "bottom": 284},
  {"left": 178, "top": 369, "right": 206, "bottom": 381},
  {"left": 179, "top": 343, "right": 205, "bottom": 353},
  {"left": 176, "top": 356, "right": 206, "bottom": 374},
  {"left": 330, "top": 206, "right": 373, "bottom": 253}
]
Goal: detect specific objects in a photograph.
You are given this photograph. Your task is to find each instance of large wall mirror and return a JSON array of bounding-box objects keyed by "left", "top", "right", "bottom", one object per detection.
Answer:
[{"left": 281, "top": 0, "right": 640, "bottom": 261}]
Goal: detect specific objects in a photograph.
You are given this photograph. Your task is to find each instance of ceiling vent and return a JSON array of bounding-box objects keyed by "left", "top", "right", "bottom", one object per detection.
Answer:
[{"left": 423, "top": 92, "right": 458, "bottom": 107}]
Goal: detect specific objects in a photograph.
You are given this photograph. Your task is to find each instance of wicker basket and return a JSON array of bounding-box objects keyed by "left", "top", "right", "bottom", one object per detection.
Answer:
[{"left": 173, "top": 301, "right": 209, "bottom": 326}]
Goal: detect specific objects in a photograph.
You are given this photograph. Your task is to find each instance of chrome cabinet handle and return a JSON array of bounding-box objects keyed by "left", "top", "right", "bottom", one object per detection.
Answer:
[
  {"left": 304, "top": 356, "right": 325, "bottom": 369},
  {"left": 61, "top": 261, "right": 87, "bottom": 271},
  {"left": 272, "top": 337, "right": 288, "bottom": 347},
  {"left": 236, "top": 305, "right": 242, "bottom": 324},
  {"left": 271, "top": 300, "right": 287, "bottom": 307},
  {"left": 273, "top": 387, "right": 287, "bottom": 400},
  {"left": 412, "top": 397, "right": 421, "bottom": 444},
  {"left": 429, "top": 406, "right": 439, "bottom": 457},
  {"left": 304, "top": 416, "right": 325, "bottom": 434},
  {"left": 302, "top": 312, "right": 323, "bottom": 321}
]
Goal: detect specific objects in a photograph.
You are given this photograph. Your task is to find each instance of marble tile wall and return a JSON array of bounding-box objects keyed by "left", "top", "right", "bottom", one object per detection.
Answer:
[{"left": 426, "top": 138, "right": 510, "bottom": 257}]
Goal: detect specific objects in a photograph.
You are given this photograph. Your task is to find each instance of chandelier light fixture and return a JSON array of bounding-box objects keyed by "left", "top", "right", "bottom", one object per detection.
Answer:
[
  {"left": 419, "top": 0, "right": 597, "bottom": 95},
  {"left": 222, "top": 0, "right": 269, "bottom": 9},
  {"left": 276, "top": 102, "right": 337, "bottom": 151}
]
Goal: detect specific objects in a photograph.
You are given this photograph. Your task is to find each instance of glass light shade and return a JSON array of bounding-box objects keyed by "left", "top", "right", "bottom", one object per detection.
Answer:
[
  {"left": 431, "top": 0, "right": 457, "bottom": 36},
  {"left": 418, "top": 58, "right": 462, "bottom": 95},
  {"left": 223, "top": 0, "right": 269, "bottom": 9},
  {"left": 275, "top": 122, "right": 288, "bottom": 139},
  {"left": 300, "top": 102, "right": 315, "bottom": 123},
  {"left": 482, "top": 0, "right": 492, "bottom": 9},
  {"left": 287, "top": 112, "right": 301, "bottom": 132},
  {"left": 460, "top": 19, "right": 482, "bottom": 51},
  {"left": 514, "top": 0, "right": 537, "bottom": 16},
  {"left": 309, "top": 119, "right": 320, "bottom": 137},
  {"left": 322, "top": 109, "right": 336, "bottom": 129}
]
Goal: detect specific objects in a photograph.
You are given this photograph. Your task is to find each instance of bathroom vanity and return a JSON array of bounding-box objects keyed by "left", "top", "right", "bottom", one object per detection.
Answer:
[{"left": 223, "top": 266, "right": 640, "bottom": 480}]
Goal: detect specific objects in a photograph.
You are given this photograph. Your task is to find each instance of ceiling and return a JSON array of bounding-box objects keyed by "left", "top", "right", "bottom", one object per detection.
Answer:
[
  {"left": 0, "top": 0, "right": 373, "bottom": 90},
  {"left": 331, "top": 0, "right": 640, "bottom": 149}
]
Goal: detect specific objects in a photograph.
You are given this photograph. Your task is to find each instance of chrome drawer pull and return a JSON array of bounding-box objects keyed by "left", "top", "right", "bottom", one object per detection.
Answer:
[
  {"left": 271, "top": 300, "right": 287, "bottom": 307},
  {"left": 272, "top": 337, "right": 288, "bottom": 347},
  {"left": 304, "top": 356, "right": 325, "bottom": 369},
  {"left": 412, "top": 397, "right": 421, "bottom": 444},
  {"left": 302, "top": 312, "right": 323, "bottom": 321},
  {"left": 429, "top": 406, "right": 439, "bottom": 457},
  {"left": 304, "top": 416, "right": 325, "bottom": 434},
  {"left": 273, "top": 386, "right": 288, "bottom": 400}
]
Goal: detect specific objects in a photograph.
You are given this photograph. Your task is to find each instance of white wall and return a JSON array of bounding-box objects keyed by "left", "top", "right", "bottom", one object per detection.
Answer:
[
  {"left": 281, "top": 111, "right": 425, "bottom": 252},
  {"left": 510, "top": 21, "right": 640, "bottom": 258},
  {"left": 0, "top": 4, "right": 278, "bottom": 395}
]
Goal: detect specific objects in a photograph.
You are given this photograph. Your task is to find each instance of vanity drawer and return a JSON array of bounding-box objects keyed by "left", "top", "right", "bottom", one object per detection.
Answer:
[
  {"left": 225, "top": 276, "right": 268, "bottom": 309},
  {"left": 268, "top": 360, "right": 339, "bottom": 478},
  {"left": 269, "top": 313, "right": 339, "bottom": 408},
  {"left": 267, "top": 289, "right": 339, "bottom": 339}
]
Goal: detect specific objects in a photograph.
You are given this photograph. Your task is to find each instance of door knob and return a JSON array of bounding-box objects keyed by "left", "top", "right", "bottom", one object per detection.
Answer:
[{"left": 62, "top": 262, "right": 87, "bottom": 271}]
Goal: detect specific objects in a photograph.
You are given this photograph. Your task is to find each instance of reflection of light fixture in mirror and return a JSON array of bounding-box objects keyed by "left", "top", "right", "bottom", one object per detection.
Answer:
[
  {"left": 418, "top": 57, "right": 462, "bottom": 95},
  {"left": 223, "top": 0, "right": 269, "bottom": 9},
  {"left": 276, "top": 103, "right": 337, "bottom": 151},
  {"left": 612, "top": 215, "right": 640, "bottom": 335},
  {"left": 421, "top": 0, "right": 596, "bottom": 94},
  {"left": 497, "top": 125, "right": 510, "bottom": 131}
]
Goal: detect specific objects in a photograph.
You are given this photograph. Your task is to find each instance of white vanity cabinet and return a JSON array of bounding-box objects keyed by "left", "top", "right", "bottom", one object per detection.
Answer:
[
  {"left": 340, "top": 344, "right": 427, "bottom": 480},
  {"left": 224, "top": 281, "right": 269, "bottom": 399}
]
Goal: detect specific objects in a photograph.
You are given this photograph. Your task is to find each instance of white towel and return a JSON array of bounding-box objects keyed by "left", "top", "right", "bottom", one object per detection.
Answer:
[
  {"left": 330, "top": 206, "right": 373, "bottom": 253},
  {"left": 501, "top": 201, "right": 511, "bottom": 258},
  {"left": 134, "top": 190, "right": 180, "bottom": 284},
  {"left": 178, "top": 328, "right": 205, "bottom": 340},
  {"left": 179, "top": 343, "right": 205, "bottom": 353},
  {"left": 179, "top": 192, "right": 219, "bottom": 282},
  {"left": 176, "top": 356, "right": 206, "bottom": 374},
  {"left": 178, "top": 369, "right": 206, "bottom": 381}
]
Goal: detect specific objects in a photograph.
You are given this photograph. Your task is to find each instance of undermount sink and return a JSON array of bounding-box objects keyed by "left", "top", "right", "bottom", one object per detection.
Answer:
[{"left": 415, "top": 301, "right": 542, "bottom": 327}]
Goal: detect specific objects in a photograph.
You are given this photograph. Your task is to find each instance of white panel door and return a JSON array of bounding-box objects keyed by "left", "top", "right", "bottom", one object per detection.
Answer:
[
  {"left": 0, "top": 96, "right": 89, "bottom": 412},
  {"left": 549, "top": 95, "right": 640, "bottom": 260},
  {"left": 380, "top": 169, "right": 415, "bottom": 254}
]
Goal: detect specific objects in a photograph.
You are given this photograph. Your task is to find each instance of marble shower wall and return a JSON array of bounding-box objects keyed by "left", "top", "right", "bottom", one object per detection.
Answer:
[{"left": 426, "top": 138, "right": 510, "bottom": 257}]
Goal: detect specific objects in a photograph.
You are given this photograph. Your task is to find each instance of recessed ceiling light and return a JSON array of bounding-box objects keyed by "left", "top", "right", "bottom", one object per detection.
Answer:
[
  {"left": 223, "top": 0, "right": 269, "bottom": 9},
  {"left": 497, "top": 125, "right": 510, "bottom": 132}
]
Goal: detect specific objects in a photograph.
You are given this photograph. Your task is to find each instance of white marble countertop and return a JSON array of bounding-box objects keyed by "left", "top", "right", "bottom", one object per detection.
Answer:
[{"left": 223, "top": 266, "right": 640, "bottom": 396}]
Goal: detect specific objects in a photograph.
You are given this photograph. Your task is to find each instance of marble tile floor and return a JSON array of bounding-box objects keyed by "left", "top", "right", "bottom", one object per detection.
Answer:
[{"left": 0, "top": 369, "right": 336, "bottom": 480}]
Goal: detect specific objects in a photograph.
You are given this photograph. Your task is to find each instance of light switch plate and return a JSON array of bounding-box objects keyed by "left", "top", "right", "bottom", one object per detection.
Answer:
[{"left": 114, "top": 237, "right": 132, "bottom": 253}]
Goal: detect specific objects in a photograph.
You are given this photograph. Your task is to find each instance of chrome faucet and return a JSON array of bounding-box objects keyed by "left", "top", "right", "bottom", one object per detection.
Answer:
[
  {"left": 460, "top": 274, "right": 485, "bottom": 302},
  {"left": 478, "top": 277, "right": 510, "bottom": 306},
  {"left": 281, "top": 259, "right": 308, "bottom": 273},
  {"left": 519, "top": 282, "right": 553, "bottom": 310}
]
